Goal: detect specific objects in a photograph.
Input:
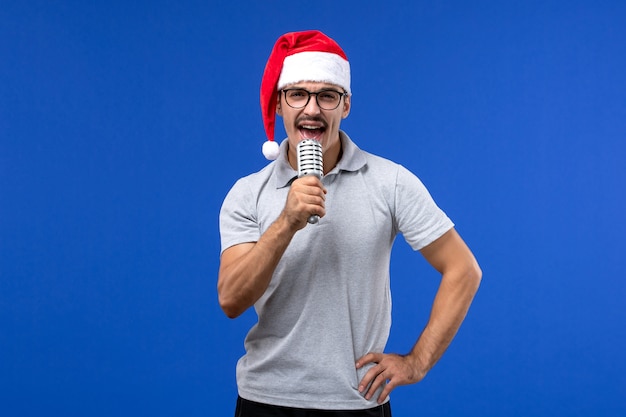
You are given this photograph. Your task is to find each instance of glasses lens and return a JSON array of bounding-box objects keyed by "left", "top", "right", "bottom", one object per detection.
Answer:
[
  {"left": 317, "top": 90, "right": 341, "bottom": 110},
  {"left": 284, "top": 89, "right": 309, "bottom": 108}
]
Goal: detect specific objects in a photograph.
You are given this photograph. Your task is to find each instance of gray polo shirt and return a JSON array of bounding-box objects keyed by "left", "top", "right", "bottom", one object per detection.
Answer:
[{"left": 219, "top": 131, "right": 453, "bottom": 409}]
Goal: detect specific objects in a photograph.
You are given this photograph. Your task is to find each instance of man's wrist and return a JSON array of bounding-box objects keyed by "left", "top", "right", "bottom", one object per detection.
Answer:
[{"left": 405, "top": 348, "right": 430, "bottom": 379}]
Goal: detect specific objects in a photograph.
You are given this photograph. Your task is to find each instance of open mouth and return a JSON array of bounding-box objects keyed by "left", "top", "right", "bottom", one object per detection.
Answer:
[{"left": 298, "top": 122, "right": 326, "bottom": 141}]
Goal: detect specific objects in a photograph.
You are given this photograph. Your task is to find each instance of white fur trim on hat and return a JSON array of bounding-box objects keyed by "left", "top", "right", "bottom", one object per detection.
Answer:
[
  {"left": 278, "top": 51, "right": 351, "bottom": 93},
  {"left": 262, "top": 140, "right": 280, "bottom": 160}
]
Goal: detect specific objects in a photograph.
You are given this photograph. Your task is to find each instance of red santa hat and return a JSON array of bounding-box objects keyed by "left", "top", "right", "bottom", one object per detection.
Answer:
[{"left": 260, "top": 30, "right": 351, "bottom": 160}]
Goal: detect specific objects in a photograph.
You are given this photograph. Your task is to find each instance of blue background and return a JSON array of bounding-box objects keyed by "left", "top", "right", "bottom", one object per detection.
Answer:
[{"left": 1, "top": 1, "right": 625, "bottom": 416}]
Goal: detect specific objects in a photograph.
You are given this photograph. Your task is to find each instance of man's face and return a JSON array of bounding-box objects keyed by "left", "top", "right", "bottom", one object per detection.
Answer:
[{"left": 276, "top": 81, "right": 351, "bottom": 165}]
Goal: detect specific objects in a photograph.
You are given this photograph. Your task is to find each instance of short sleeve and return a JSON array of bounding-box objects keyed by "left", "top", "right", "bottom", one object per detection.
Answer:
[
  {"left": 219, "top": 178, "right": 261, "bottom": 253},
  {"left": 394, "top": 165, "right": 454, "bottom": 250}
]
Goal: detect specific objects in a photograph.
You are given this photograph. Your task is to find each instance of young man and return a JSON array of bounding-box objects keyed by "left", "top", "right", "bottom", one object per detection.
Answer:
[{"left": 218, "top": 30, "right": 482, "bottom": 416}]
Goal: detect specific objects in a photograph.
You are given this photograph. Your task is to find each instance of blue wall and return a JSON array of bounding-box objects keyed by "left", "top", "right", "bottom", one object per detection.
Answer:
[{"left": 1, "top": 1, "right": 624, "bottom": 415}]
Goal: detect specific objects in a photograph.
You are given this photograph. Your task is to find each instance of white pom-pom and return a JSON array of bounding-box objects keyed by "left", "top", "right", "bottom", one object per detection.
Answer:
[{"left": 262, "top": 140, "right": 280, "bottom": 160}]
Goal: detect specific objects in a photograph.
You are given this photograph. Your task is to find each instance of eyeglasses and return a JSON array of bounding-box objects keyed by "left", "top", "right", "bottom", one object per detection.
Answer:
[{"left": 282, "top": 88, "right": 348, "bottom": 110}]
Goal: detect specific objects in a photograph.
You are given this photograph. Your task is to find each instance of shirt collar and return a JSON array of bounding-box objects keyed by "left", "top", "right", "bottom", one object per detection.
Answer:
[{"left": 273, "top": 130, "right": 367, "bottom": 189}]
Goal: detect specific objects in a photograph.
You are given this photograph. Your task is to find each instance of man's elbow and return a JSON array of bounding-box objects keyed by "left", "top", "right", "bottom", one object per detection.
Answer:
[
  {"left": 467, "top": 260, "right": 482, "bottom": 294},
  {"left": 450, "top": 256, "right": 481, "bottom": 296},
  {"left": 218, "top": 292, "right": 246, "bottom": 319}
]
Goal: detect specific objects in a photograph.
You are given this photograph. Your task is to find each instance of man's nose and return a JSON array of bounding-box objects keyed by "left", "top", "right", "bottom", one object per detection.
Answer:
[{"left": 303, "top": 94, "right": 321, "bottom": 114}]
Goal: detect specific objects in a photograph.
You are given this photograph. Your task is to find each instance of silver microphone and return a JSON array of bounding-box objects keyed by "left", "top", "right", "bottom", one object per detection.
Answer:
[{"left": 296, "top": 139, "right": 323, "bottom": 224}]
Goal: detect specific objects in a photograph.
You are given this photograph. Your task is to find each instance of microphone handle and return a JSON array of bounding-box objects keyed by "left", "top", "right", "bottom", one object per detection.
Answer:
[{"left": 301, "top": 173, "right": 320, "bottom": 224}]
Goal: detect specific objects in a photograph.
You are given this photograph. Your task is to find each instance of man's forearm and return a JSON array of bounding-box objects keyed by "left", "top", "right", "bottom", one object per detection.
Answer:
[
  {"left": 218, "top": 213, "right": 298, "bottom": 318},
  {"left": 408, "top": 263, "right": 482, "bottom": 375}
]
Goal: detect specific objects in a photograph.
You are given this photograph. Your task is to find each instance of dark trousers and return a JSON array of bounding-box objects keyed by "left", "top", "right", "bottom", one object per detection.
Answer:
[{"left": 235, "top": 396, "right": 392, "bottom": 417}]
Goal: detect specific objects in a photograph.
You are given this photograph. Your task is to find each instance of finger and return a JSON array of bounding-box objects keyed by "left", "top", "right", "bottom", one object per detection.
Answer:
[
  {"left": 357, "top": 362, "right": 382, "bottom": 394},
  {"left": 377, "top": 379, "right": 394, "bottom": 404},
  {"left": 365, "top": 371, "right": 387, "bottom": 401},
  {"left": 356, "top": 353, "right": 382, "bottom": 394},
  {"left": 295, "top": 176, "right": 326, "bottom": 194},
  {"left": 287, "top": 187, "right": 325, "bottom": 216},
  {"left": 301, "top": 196, "right": 325, "bottom": 220},
  {"left": 294, "top": 188, "right": 326, "bottom": 211},
  {"left": 302, "top": 192, "right": 325, "bottom": 206},
  {"left": 355, "top": 352, "right": 382, "bottom": 368}
]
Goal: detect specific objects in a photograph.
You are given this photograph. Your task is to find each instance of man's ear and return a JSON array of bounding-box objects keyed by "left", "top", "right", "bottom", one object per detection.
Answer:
[
  {"left": 276, "top": 93, "right": 283, "bottom": 116},
  {"left": 342, "top": 95, "right": 351, "bottom": 119}
]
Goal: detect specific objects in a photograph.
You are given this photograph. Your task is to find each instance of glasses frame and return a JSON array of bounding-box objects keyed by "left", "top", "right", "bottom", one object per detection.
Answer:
[{"left": 281, "top": 88, "right": 348, "bottom": 111}]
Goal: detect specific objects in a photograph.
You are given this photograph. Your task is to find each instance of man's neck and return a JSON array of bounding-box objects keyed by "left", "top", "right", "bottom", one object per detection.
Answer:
[{"left": 321, "top": 136, "right": 342, "bottom": 175}]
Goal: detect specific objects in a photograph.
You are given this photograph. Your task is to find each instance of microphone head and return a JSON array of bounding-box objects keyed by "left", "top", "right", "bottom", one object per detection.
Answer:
[
  {"left": 297, "top": 139, "right": 323, "bottom": 179},
  {"left": 296, "top": 139, "right": 323, "bottom": 224}
]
